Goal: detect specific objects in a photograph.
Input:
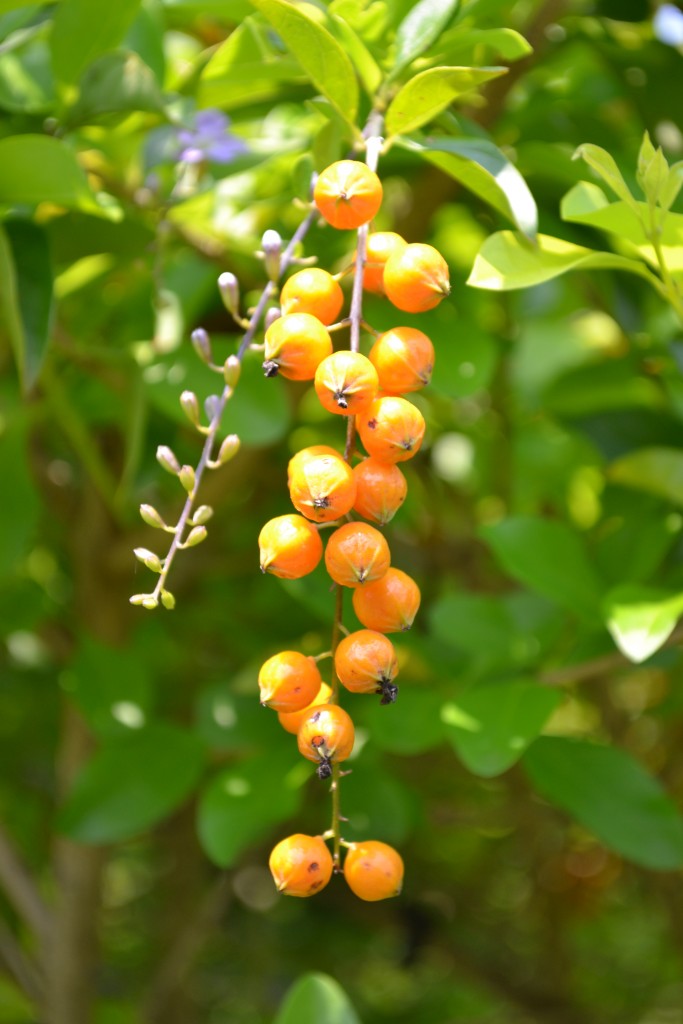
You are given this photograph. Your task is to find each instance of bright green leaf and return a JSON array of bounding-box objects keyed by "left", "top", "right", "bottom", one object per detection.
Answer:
[
  {"left": 604, "top": 585, "right": 683, "bottom": 664},
  {"left": 609, "top": 447, "right": 683, "bottom": 508},
  {"left": 274, "top": 973, "right": 362, "bottom": 1024},
  {"left": 328, "top": 11, "right": 382, "bottom": 95},
  {"left": 524, "top": 737, "right": 683, "bottom": 870},
  {"left": 69, "top": 636, "right": 153, "bottom": 738},
  {"left": 356, "top": 688, "right": 445, "bottom": 755},
  {"left": 385, "top": 65, "right": 506, "bottom": 138},
  {"left": 4, "top": 220, "right": 53, "bottom": 392},
  {"left": 66, "top": 51, "right": 165, "bottom": 126},
  {"left": 573, "top": 143, "right": 638, "bottom": 210},
  {"left": 50, "top": 0, "right": 142, "bottom": 88},
  {"left": 561, "top": 182, "right": 683, "bottom": 254},
  {"left": 0, "top": 417, "right": 40, "bottom": 576},
  {"left": 0, "top": 135, "right": 115, "bottom": 218},
  {"left": 0, "top": 28, "right": 55, "bottom": 114},
  {"left": 0, "top": 0, "right": 39, "bottom": 11},
  {"left": 391, "top": 0, "right": 460, "bottom": 77},
  {"left": 435, "top": 26, "right": 532, "bottom": 64}
]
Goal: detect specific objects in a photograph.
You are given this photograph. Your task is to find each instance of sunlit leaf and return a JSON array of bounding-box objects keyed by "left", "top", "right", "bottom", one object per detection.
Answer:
[
  {"left": 608, "top": 447, "right": 683, "bottom": 508},
  {"left": 390, "top": 0, "right": 460, "bottom": 77},
  {"left": 274, "top": 974, "right": 362, "bottom": 1024},
  {"left": 51, "top": 0, "right": 142, "bottom": 87},
  {"left": 385, "top": 66, "right": 506, "bottom": 138},
  {"left": 604, "top": 585, "right": 683, "bottom": 663}
]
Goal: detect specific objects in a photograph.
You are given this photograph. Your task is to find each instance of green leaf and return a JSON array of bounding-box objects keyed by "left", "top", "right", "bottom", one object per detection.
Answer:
[
  {"left": 436, "top": 26, "right": 532, "bottom": 64},
  {"left": 385, "top": 66, "right": 506, "bottom": 138},
  {"left": 58, "top": 724, "right": 206, "bottom": 843},
  {"left": 274, "top": 973, "right": 362, "bottom": 1024},
  {"left": 0, "top": 417, "right": 40, "bottom": 576},
  {"left": 66, "top": 51, "right": 165, "bottom": 126},
  {"left": 197, "top": 752, "right": 303, "bottom": 868},
  {"left": 467, "top": 231, "right": 657, "bottom": 291},
  {"left": 68, "top": 636, "right": 153, "bottom": 738},
  {"left": 50, "top": 0, "right": 142, "bottom": 88},
  {"left": 248, "top": 0, "right": 359, "bottom": 129},
  {"left": 0, "top": 135, "right": 115, "bottom": 218},
  {"left": 0, "top": 0, "right": 39, "bottom": 11},
  {"left": 391, "top": 0, "right": 460, "bottom": 77},
  {"left": 356, "top": 688, "right": 445, "bottom": 755},
  {"left": 573, "top": 143, "right": 638, "bottom": 210},
  {"left": 328, "top": 11, "right": 382, "bottom": 95},
  {"left": 3, "top": 220, "right": 53, "bottom": 392},
  {"left": 0, "top": 27, "right": 55, "bottom": 113},
  {"left": 480, "top": 516, "right": 604, "bottom": 619},
  {"left": 636, "top": 131, "right": 669, "bottom": 208},
  {"left": 604, "top": 585, "right": 683, "bottom": 664},
  {"left": 442, "top": 680, "right": 560, "bottom": 777},
  {"left": 561, "top": 181, "right": 683, "bottom": 252},
  {"left": 660, "top": 160, "right": 683, "bottom": 213},
  {"left": 401, "top": 135, "right": 537, "bottom": 236},
  {"left": 608, "top": 447, "right": 683, "bottom": 508},
  {"left": 524, "top": 737, "right": 683, "bottom": 870}
]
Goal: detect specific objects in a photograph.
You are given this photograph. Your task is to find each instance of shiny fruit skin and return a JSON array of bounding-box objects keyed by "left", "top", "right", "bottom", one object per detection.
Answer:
[
  {"left": 263, "top": 313, "right": 332, "bottom": 381},
  {"left": 297, "top": 703, "right": 355, "bottom": 775},
  {"left": 258, "top": 651, "right": 322, "bottom": 712},
  {"left": 288, "top": 445, "right": 340, "bottom": 484},
  {"left": 314, "top": 160, "right": 383, "bottom": 230},
  {"left": 259, "top": 514, "right": 323, "bottom": 579},
  {"left": 361, "top": 232, "right": 407, "bottom": 295},
  {"left": 325, "top": 522, "right": 390, "bottom": 588},
  {"left": 344, "top": 840, "right": 404, "bottom": 901},
  {"left": 352, "top": 458, "right": 407, "bottom": 525},
  {"left": 278, "top": 682, "right": 333, "bottom": 735},
  {"left": 384, "top": 243, "right": 450, "bottom": 313},
  {"left": 288, "top": 453, "right": 356, "bottom": 524},
  {"left": 269, "top": 834, "right": 333, "bottom": 897},
  {"left": 314, "top": 351, "right": 379, "bottom": 416},
  {"left": 352, "top": 567, "right": 420, "bottom": 633},
  {"left": 356, "top": 396, "right": 425, "bottom": 464},
  {"left": 335, "top": 629, "right": 399, "bottom": 703},
  {"left": 280, "top": 268, "right": 344, "bottom": 326},
  {"left": 369, "top": 327, "right": 435, "bottom": 394}
]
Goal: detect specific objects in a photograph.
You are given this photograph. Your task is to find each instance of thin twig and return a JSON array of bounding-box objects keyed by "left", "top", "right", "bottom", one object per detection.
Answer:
[{"left": 0, "top": 822, "right": 52, "bottom": 945}]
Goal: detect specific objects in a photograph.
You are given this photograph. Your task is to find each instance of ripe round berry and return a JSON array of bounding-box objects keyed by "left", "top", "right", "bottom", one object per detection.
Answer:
[
  {"left": 288, "top": 445, "right": 340, "bottom": 484},
  {"left": 335, "top": 629, "right": 399, "bottom": 704},
  {"left": 361, "top": 232, "right": 407, "bottom": 295},
  {"left": 259, "top": 514, "right": 323, "bottom": 579},
  {"left": 263, "top": 313, "right": 332, "bottom": 380},
  {"left": 356, "top": 396, "right": 426, "bottom": 464},
  {"left": 278, "top": 682, "right": 333, "bottom": 735},
  {"left": 314, "top": 160, "right": 383, "bottom": 230},
  {"left": 352, "top": 567, "right": 420, "bottom": 633},
  {"left": 269, "top": 834, "right": 333, "bottom": 897},
  {"left": 352, "top": 458, "right": 407, "bottom": 525},
  {"left": 344, "top": 840, "right": 404, "bottom": 901},
  {"left": 384, "top": 243, "right": 450, "bottom": 313},
  {"left": 369, "top": 327, "right": 435, "bottom": 394},
  {"left": 314, "top": 350, "right": 379, "bottom": 416},
  {"left": 297, "top": 703, "right": 355, "bottom": 779},
  {"left": 280, "top": 268, "right": 344, "bottom": 326},
  {"left": 288, "top": 452, "right": 356, "bottom": 524},
  {"left": 325, "top": 522, "right": 390, "bottom": 588},
  {"left": 258, "top": 651, "right": 322, "bottom": 712}
]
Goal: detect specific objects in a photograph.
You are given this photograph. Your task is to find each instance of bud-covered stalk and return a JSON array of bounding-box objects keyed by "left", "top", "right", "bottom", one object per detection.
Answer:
[
  {"left": 193, "top": 504, "right": 214, "bottom": 525},
  {"left": 216, "top": 434, "right": 241, "bottom": 465},
  {"left": 183, "top": 525, "right": 207, "bottom": 548}
]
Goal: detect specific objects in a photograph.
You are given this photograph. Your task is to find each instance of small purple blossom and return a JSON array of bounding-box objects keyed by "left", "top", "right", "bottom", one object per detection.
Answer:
[
  {"left": 654, "top": 4, "right": 683, "bottom": 46},
  {"left": 176, "top": 109, "right": 247, "bottom": 165}
]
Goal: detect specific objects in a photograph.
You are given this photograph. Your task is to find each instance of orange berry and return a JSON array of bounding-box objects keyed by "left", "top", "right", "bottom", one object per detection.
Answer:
[
  {"left": 288, "top": 445, "right": 340, "bottom": 484},
  {"left": 369, "top": 327, "right": 434, "bottom": 394},
  {"left": 297, "top": 703, "right": 355, "bottom": 779},
  {"left": 384, "top": 243, "right": 450, "bottom": 313},
  {"left": 314, "top": 160, "right": 382, "bottom": 230},
  {"left": 352, "top": 567, "right": 420, "bottom": 633},
  {"left": 344, "top": 840, "right": 404, "bottom": 901},
  {"left": 325, "top": 522, "right": 390, "bottom": 588},
  {"left": 361, "top": 232, "right": 407, "bottom": 295},
  {"left": 278, "top": 682, "right": 333, "bottom": 735},
  {"left": 356, "top": 396, "right": 425, "bottom": 464},
  {"left": 314, "top": 351, "right": 379, "bottom": 416},
  {"left": 288, "top": 452, "right": 356, "bottom": 524},
  {"left": 335, "top": 629, "right": 399, "bottom": 704},
  {"left": 352, "top": 458, "right": 407, "bottom": 525},
  {"left": 269, "top": 834, "right": 333, "bottom": 897},
  {"left": 258, "top": 651, "right": 322, "bottom": 712},
  {"left": 263, "top": 313, "right": 332, "bottom": 380},
  {"left": 280, "top": 268, "right": 344, "bottom": 326},
  {"left": 259, "top": 514, "right": 323, "bottom": 579}
]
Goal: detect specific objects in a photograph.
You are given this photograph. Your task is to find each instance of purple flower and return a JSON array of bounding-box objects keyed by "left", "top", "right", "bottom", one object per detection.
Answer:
[
  {"left": 176, "top": 109, "right": 247, "bottom": 165},
  {"left": 654, "top": 4, "right": 683, "bottom": 46}
]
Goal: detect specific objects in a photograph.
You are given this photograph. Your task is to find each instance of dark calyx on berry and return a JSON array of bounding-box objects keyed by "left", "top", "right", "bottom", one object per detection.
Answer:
[
  {"left": 378, "top": 680, "right": 398, "bottom": 705},
  {"left": 263, "top": 360, "right": 280, "bottom": 377}
]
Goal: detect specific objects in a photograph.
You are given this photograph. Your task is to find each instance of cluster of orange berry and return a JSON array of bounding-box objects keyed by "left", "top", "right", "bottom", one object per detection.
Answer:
[{"left": 256, "top": 159, "right": 450, "bottom": 900}]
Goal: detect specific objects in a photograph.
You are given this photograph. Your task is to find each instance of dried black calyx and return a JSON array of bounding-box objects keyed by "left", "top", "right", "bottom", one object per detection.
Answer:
[
  {"left": 262, "top": 359, "right": 280, "bottom": 377},
  {"left": 334, "top": 391, "right": 348, "bottom": 409},
  {"left": 316, "top": 757, "right": 333, "bottom": 780},
  {"left": 377, "top": 680, "right": 399, "bottom": 705}
]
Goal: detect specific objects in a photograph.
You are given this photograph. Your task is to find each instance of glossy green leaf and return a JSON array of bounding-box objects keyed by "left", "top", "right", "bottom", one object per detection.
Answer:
[
  {"left": 3, "top": 220, "right": 53, "bottom": 392},
  {"left": 436, "top": 26, "right": 532, "bottom": 64},
  {"left": 402, "top": 134, "right": 537, "bottom": 236},
  {"left": 391, "top": 0, "right": 460, "bottom": 77},
  {"left": 0, "top": 0, "right": 38, "bottom": 10},
  {"left": 443, "top": 680, "right": 560, "bottom": 777},
  {"left": 0, "top": 28, "right": 54, "bottom": 113},
  {"left": 480, "top": 516, "right": 604, "bottom": 618},
  {"left": 561, "top": 181, "right": 683, "bottom": 252},
  {"left": 356, "top": 688, "right": 445, "bottom": 755},
  {"left": 274, "top": 974, "right": 362, "bottom": 1024},
  {"left": 467, "top": 231, "right": 657, "bottom": 291},
  {"left": 604, "top": 585, "right": 683, "bottom": 664},
  {"left": 573, "top": 143, "right": 638, "bottom": 209},
  {"left": 50, "top": 0, "right": 142, "bottom": 87},
  {"left": 524, "top": 737, "right": 683, "bottom": 870},
  {"left": 68, "top": 636, "right": 153, "bottom": 738},
  {"left": 58, "top": 724, "right": 206, "bottom": 843},
  {"left": 608, "top": 447, "right": 683, "bottom": 508},
  {"left": 0, "top": 135, "right": 114, "bottom": 218},
  {"left": 385, "top": 65, "right": 506, "bottom": 138},
  {"left": 66, "top": 51, "right": 165, "bottom": 126},
  {"left": 248, "top": 0, "right": 359, "bottom": 129},
  {"left": 329, "top": 11, "right": 381, "bottom": 95}
]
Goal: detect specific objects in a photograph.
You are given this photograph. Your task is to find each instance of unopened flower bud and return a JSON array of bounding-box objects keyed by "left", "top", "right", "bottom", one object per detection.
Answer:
[
  {"left": 134, "top": 548, "right": 163, "bottom": 573},
  {"left": 157, "top": 446, "right": 180, "bottom": 474},
  {"left": 178, "top": 465, "right": 196, "bottom": 493},
  {"left": 140, "top": 504, "right": 166, "bottom": 529},
  {"left": 261, "top": 229, "right": 282, "bottom": 281},
  {"left": 218, "top": 272, "right": 240, "bottom": 317},
  {"left": 191, "top": 327, "right": 213, "bottom": 365},
  {"left": 193, "top": 504, "right": 214, "bottom": 525},
  {"left": 223, "top": 355, "right": 241, "bottom": 388},
  {"left": 180, "top": 390, "right": 200, "bottom": 426},
  {"left": 204, "top": 394, "right": 221, "bottom": 422},
  {"left": 130, "top": 593, "right": 146, "bottom": 605},
  {"left": 217, "top": 434, "right": 240, "bottom": 465},
  {"left": 264, "top": 307, "right": 281, "bottom": 331},
  {"left": 161, "top": 590, "right": 176, "bottom": 610},
  {"left": 142, "top": 596, "right": 159, "bottom": 610},
  {"left": 184, "top": 525, "right": 207, "bottom": 548}
]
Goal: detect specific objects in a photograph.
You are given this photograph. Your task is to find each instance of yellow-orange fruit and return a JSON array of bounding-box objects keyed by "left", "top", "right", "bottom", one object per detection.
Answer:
[
  {"left": 288, "top": 445, "right": 340, "bottom": 484},
  {"left": 352, "top": 458, "right": 407, "bottom": 525},
  {"left": 314, "top": 350, "right": 379, "bottom": 416},
  {"left": 280, "top": 268, "right": 344, "bottom": 325},
  {"left": 297, "top": 703, "right": 355, "bottom": 779},
  {"left": 258, "top": 651, "right": 322, "bottom": 712},
  {"left": 288, "top": 452, "right": 356, "bottom": 524},
  {"left": 314, "top": 160, "right": 382, "bottom": 230},
  {"left": 325, "top": 522, "right": 390, "bottom": 588},
  {"left": 263, "top": 313, "right": 332, "bottom": 380},
  {"left": 384, "top": 243, "right": 450, "bottom": 313},
  {"left": 352, "top": 567, "right": 420, "bottom": 633},
  {"left": 259, "top": 514, "right": 323, "bottom": 579},
  {"left": 269, "top": 834, "right": 333, "bottom": 897},
  {"left": 361, "top": 232, "right": 407, "bottom": 295},
  {"left": 278, "top": 682, "right": 333, "bottom": 735},
  {"left": 335, "top": 629, "right": 399, "bottom": 704},
  {"left": 356, "top": 396, "right": 425, "bottom": 464},
  {"left": 369, "top": 327, "right": 434, "bottom": 394},
  {"left": 344, "top": 840, "right": 404, "bottom": 901}
]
